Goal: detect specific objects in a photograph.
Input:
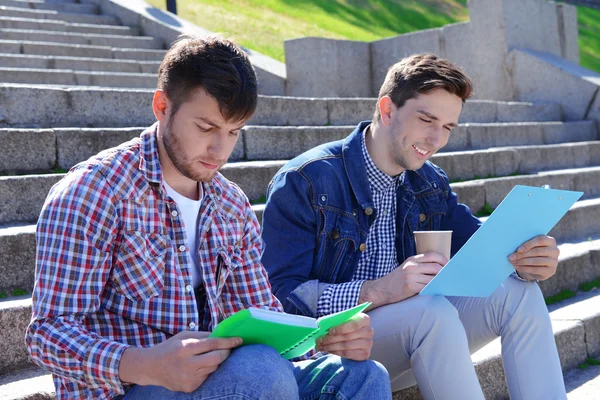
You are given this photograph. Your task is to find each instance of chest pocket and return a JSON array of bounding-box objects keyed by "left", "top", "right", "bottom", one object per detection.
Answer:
[
  {"left": 214, "top": 244, "right": 243, "bottom": 294},
  {"left": 112, "top": 231, "right": 167, "bottom": 301},
  {"left": 316, "top": 209, "right": 360, "bottom": 282},
  {"left": 410, "top": 189, "right": 447, "bottom": 231}
]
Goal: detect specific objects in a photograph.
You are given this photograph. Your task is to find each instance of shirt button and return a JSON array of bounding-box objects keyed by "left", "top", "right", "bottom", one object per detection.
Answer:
[
  {"left": 365, "top": 207, "right": 374, "bottom": 216},
  {"left": 382, "top": 244, "right": 387, "bottom": 249},
  {"left": 359, "top": 243, "right": 367, "bottom": 252},
  {"left": 419, "top": 214, "right": 427, "bottom": 222},
  {"left": 179, "top": 245, "right": 186, "bottom": 252},
  {"left": 171, "top": 210, "right": 178, "bottom": 217},
  {"left": 321, "top": 195, "right": 326, "bottom": 201},
  {"left": 189, "top": 322, "right": 196, "bottom": 329},
  {"left": 186, "top": 285, "right": 193, "bottom": 293}
]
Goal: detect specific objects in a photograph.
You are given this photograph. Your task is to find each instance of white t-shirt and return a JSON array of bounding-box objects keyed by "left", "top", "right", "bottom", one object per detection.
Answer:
[{"left": 163, "top": 180, "right": 204, "bottom": 288}]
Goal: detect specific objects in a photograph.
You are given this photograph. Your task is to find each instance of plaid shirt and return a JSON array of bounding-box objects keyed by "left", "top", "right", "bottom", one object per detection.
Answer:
[
  {"left": 317, "top": 126, "right": 400, "bottom": 316},
  {"left": 26, "top": 124, "right": 283, "bottom": 400}
]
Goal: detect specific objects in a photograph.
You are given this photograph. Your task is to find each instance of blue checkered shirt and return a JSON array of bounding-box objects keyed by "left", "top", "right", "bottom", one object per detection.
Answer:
[{"left": 317, "top": 125, "right": 400, "bottom": 316}]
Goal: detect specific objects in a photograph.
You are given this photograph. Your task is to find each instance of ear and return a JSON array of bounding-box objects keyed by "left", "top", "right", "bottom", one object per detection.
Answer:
[
  {"left": 378, "top": 96, "right": 394, "bottom": 126},
  {"left": 152, "top": 90, "right": 170, "bottom": 123}
]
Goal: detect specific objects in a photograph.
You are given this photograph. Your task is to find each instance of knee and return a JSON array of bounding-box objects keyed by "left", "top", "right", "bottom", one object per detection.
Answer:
[
  {"left": 495, "top": 277, "right": 548, "bottom": 320},
  {"left": 419, "top": 296, "right": 461, "bottom": 325},
  {"left": 227, "top": 345, "right": 298, "bottom": 399},
  {"left": 345, "top": 358, "right": 390, "bottom": 385}
]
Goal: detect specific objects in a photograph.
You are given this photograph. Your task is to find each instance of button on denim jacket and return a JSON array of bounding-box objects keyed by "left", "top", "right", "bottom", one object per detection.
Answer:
[{"left": 261, "top": 121, "right": 482, "bottom": 317}]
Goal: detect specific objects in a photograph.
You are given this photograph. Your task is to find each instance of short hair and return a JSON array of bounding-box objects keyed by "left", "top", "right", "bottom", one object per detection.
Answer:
[
  {"left": 373, "top": 54, "right": 473, "bottom": 122},
  {"left": 157, "top": 35, "right": 257, "bottom": 122}
]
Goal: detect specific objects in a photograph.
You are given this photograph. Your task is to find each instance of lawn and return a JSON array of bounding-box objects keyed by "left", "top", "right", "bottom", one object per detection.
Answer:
[{"left": 145, "top": 0, "right": 599, "bottom": 72}]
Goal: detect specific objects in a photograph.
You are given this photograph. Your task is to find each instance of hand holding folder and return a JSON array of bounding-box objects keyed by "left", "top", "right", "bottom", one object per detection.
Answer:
[{"left": 419, "top": 185, "right": 583, "bottom": 297}]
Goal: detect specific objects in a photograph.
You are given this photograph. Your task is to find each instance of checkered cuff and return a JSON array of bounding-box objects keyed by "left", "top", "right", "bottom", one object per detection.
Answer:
[{"left": 316, "top": 280, "right": 365, "bottom": 317}]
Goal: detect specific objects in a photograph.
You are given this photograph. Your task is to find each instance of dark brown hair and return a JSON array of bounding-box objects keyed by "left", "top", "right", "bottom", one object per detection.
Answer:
[
  {"left": 157, "top": 35, "right": 257, "bottom": 122},
  {"left": 373, "top": 54, "right": 473, "bottom": 122}
]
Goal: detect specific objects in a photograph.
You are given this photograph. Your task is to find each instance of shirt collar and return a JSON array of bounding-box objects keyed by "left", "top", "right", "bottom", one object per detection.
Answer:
[{"left": 361, "top": 124, "right": 398, "bottom": 192}]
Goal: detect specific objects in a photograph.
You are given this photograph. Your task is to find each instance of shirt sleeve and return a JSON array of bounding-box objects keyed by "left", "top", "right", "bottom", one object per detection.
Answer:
[
  {"left": 25, "top": 166, "right": 130, "bottom": 394},
  {"left": 217, "top": 189, "right": 284, "bottom": 319},
  {"left": 316, "top": 280, "right": 366, "bottom": 317}
]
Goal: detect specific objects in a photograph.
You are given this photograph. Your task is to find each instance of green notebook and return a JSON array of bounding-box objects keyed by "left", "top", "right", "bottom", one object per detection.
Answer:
[{"left": 209, "top": 302, "right": 371, "bottom": 359}]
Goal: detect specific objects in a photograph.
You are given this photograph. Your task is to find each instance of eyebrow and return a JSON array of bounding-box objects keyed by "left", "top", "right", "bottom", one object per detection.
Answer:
[
  {"left": 197, "top": 117, "right": 245, "bottom": 131},
  {"left": 417, "top": 110, "right": 458, "bottom": 128}
]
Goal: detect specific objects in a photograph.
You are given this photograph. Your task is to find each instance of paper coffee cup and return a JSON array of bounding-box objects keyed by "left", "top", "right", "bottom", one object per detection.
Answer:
[{"left": 414, "top": 231, "right": 452, "bottom": 260}]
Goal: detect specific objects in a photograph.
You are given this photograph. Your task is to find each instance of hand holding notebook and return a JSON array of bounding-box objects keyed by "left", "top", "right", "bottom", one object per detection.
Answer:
[{"left": 210, "top": 302, "right": 371, "bottom": 359}]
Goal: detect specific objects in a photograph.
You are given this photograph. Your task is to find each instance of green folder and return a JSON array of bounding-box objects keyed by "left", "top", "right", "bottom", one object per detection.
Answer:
[{"left": 210, "top": 302, "right": 371, "bottom": 359}]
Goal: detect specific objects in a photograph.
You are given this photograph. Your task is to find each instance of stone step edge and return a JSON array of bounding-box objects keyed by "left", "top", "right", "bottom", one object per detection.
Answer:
[
  {"left": 0, "top": 82, "right": 564, "bottom": 105},
  {"left": 0, "top": 52, "right": 160, "bottom": 65},
  {"left": 0, "top": 27, "right": 157, "bottom": 40},
  {"left": 0, "top": 66, "right": 155, "bottom": 76},
  {"left": 0, "top": 15, "right": 135, "bottom": 31},
  {"left": 0, "top": 39, "right": 165, "bottom": 53}
]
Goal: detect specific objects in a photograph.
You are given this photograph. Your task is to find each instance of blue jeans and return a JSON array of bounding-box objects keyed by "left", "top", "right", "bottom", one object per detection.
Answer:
[{"left": 120, "top": 344, "right": 391, "bottom": 399}]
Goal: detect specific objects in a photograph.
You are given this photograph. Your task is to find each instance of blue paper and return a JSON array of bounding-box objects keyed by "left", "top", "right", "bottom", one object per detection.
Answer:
[{"left": 419, "top": 185, "right": 583, "bottom": 297}]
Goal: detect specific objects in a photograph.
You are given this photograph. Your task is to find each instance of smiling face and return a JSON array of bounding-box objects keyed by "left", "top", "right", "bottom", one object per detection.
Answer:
[
  {"left": 154, "top": 87, "right": 246, "bottom": 184},
  {"left": 371, "top": 88, "right": 462, "bottom": 176}
]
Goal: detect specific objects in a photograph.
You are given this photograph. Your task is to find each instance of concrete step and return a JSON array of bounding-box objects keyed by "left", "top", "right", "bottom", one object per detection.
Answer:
[
  {"left": 0, "top": 53, "right": 159, "bottom": 73},
  {"left": 1, "top": 162, "right": 599, "bottom": 224},
  {"left": 251, "top": 97, "right": 563, "bottom": 127},
  {"left": 451, "top": 166, "right": 600, "bottom": 215},
  {"left": 0, "top": 366, "right": 55, "bottom": 399},
  {"left": 241, "top": 122, "right": 597, "bottom": 161},
  {"left": 564, "top": 358, "right": 600, "bottom": 400},
  {"left": 0, "top": 39, "right": 165, "bottom": 61},
  {"left": 0, "top": 28, "right": 163, "bottom": 49},
  {"left": 0, "top": 84, "right": 565, "bottom": 128},
  {"left": 0, "top": 67, "right": 157, "bottom": 88},
  {"left": 0, "top": 5, "right": 118, "bottom": 26},
  {"left": 1, "top": 126, "right": 596, "bottom": 175},
  {"left": 0, "top": 0, "right": 98, "bottom": 15},
  {"left": 0, "top": 16, "right": 139, "bottom": 36},
  {"left": 1, "top": 290, "right": 598, "bottom": 399},
  {"left": 0, "top": 213, "right": 596, "bottom": 304}
]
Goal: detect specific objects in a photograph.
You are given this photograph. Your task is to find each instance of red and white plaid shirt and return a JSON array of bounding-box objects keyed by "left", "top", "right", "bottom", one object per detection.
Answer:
[{"left": 26, "top": 124, "right": 283, "bottom": 399}]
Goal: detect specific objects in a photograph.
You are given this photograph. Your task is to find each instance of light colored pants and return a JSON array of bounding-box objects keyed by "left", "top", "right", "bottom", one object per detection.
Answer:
[
  {"left": 120, "top": 344, "right": 392, "bottom": 400},
  {"left": 368, "top": 277, "right": 567, "bottom": 400}
]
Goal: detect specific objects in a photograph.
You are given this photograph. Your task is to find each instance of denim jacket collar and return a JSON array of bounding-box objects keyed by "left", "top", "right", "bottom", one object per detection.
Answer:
[
  {"left": 343, "top": 121, "right": 441, "bottom": 202},
  {"left": 342, "top": 121, "right": 375, "bottom": 211}
]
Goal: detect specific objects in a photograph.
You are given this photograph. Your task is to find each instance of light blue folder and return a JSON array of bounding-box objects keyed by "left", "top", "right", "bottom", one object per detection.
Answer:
[{"left": 419, "top": 185, "right": 583, "bottom": 297}]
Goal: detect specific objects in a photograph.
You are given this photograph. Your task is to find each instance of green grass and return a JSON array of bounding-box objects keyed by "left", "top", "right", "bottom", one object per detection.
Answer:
[
  {"left": 475, "top": 202, "right": 495, "bottom": 218},
  {"left": 11, "top": 289, "right": 29, "bottom": 296},
  {"left": 146, "top": 0, "right": 468, "bottom": 62},
  {"left": 544, "top": 289, "right": 576, "bottom": 305},
  {"left": 250, "top": 195, "right": 267, "bottom": 205},
  {"left": 579, "top": 277, "right": 600, "bottom": 292},
  {"left": 0, "top": 291, "right": 7, "bottom": 299},
  {"left": 578, "top": 357, "right": 600, "bottom": 370},
  {"left": 146, "top": 0, "right": 599, "bottom": 72},
  {"left": 577, "top": 6, "right": 600, "bottom": 73}
]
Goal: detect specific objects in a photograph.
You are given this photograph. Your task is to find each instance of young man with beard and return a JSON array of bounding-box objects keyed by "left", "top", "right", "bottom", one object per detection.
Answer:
[
  {"left": 261, "top": 54, "right": 567, "bottom": 399},
  {"left": 26, "top": 35, "right": 391, "bottom": 400}
]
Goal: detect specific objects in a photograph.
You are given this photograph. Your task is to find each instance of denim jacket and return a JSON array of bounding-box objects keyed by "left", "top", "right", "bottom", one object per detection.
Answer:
[{"left": 261, "top": 121, "right": 482, "bottom": 317}]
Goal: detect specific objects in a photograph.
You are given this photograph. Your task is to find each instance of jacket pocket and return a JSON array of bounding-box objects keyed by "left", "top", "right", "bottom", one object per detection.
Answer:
[
  {"left": 316, "top": 209, "right": 360, "bottom": 282},
  {"left": 414, "top": 191, "right": 447, "bottom": 231},
  {"left": 112, "top": 231, "right": 167, "bottom": 301}
]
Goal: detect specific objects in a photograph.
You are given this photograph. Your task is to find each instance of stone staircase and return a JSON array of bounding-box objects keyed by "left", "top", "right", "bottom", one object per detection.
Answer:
[{"left": 1, "top": 1, "right": 600, "bottom": 399}]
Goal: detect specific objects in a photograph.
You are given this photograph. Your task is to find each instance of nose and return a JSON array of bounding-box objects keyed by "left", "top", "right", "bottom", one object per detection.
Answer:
[
  {"left": 207, "top": 134, "right": 224, "bottom": 158},
  {"left": 425, "top": 127, "right": 444, "bottom": 148}
]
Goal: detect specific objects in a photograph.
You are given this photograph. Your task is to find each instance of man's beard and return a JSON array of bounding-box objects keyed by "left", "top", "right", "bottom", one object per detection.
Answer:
[{"left": 163, "top": 117, "right": 222, "bottom": 182}]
